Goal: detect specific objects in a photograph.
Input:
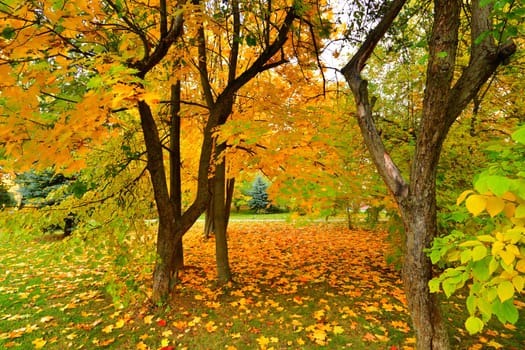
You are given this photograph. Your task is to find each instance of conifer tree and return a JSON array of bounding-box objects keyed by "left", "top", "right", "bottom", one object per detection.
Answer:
[{"left": 247, "top": 176, "right": 270, "bottom": 213}]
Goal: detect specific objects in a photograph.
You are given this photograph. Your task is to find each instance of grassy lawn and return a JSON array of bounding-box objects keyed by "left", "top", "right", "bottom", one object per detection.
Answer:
[{"left": 0, "top": 220, "right": 523, "bottom": 349}]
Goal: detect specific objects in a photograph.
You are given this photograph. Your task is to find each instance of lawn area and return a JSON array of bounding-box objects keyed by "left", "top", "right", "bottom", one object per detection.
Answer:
[{"left": 0, "top": 221, "right": 523, "bottom": 349}]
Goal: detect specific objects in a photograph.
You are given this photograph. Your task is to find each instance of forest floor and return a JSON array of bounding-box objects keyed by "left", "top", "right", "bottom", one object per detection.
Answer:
[{"left": 0, "top": 221, "right": 523, "bottom": 349}]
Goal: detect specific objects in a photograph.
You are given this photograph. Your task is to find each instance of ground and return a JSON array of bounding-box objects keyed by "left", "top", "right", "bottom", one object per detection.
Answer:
[{"left": 0, "top": 221, "right": 523, "bottom": 349}]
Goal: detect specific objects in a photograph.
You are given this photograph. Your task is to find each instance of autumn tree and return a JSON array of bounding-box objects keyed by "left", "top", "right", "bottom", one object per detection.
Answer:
[
  {"left": 0, "top": 0, "right": 334, "bottom": 302},
  {"left": 341, "top": 0, "right": 518, "bottom": 349}
]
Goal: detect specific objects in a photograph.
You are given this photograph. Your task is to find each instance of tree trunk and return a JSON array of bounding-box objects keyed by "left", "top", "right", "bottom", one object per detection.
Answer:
[
  {"left": 213, "top": 142, "right": 232, "bottom": 284},
  {"left": 170, "top": 82, "right": 184, "bottom": 281},
  {"left": 400, "top": 189, "right": 449, "bottom": 349},
  {"left": 204, "top": 204, "right": 214, "bottom": 238}
]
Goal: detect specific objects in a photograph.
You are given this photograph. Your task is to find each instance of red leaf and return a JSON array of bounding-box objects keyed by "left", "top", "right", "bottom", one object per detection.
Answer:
[{"left": 157, "top": 319, "right": 167, "bottom": 327}]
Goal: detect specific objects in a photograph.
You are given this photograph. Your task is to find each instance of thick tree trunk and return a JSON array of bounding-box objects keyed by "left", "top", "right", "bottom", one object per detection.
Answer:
[
  {"left": 400, "top": 192, "right": 449, "bottom": 349},
  {"left": 170, "top": 82, "right": 184, "bottom": 281},
  {"left": 213, "top": 142, "right": 232, "bottom": 284}
]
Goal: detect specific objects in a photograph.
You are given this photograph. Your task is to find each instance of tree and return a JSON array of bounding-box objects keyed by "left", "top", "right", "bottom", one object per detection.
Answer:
[
  {"left": 15, "top": 169, "right": 72, "bottom": 207},
  {"left": 341, "top": 0, "right": 518, "bottom": 348},
  {"left": 248, "top": 175, "right": 270, "bottom": 213},
  {"left": 0, "top": 0, "right": 331, "bottom": 302}
]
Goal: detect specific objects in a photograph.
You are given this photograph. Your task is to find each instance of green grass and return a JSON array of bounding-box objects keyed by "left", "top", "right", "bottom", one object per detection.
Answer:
[{"left": 1, "top": 220, "right": 524, "bottom": 350}]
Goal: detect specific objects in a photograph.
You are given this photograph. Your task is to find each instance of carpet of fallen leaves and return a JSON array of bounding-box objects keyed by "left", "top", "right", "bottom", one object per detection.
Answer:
[{"left": 1, "top": 221, "right": 523, "bottom": 349}]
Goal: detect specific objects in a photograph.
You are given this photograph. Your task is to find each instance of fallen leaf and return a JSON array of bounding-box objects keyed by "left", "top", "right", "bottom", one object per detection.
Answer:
[
  {"left": 39, "top": 316, "right": 54, "bottom": 323},
  {"left": 102, "top": 324, "right": 114, "bottom": 333},
  {"left": 114, "top": 319, "right": 125, "bottom": 329},
  {"left": 32, "top": 338, "right": 47, "bottom": 349}
]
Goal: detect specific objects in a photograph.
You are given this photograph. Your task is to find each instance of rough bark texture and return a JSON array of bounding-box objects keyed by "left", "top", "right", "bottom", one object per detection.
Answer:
[
  {"left": 170, "top": 82, "right": 184, "bottom": 280},
  {"left": 342, "top": 0, "right": 516, "bottom": 348},
  {"left": 213, "top": 142, "right": 232, "bottom": 283}
]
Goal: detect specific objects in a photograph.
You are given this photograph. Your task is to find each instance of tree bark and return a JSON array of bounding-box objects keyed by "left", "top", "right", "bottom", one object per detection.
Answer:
[
  {"left": 213, "top": 142, "right": 232, "bottom": 284},
  {"left": 170, "top": 82, "right": 184, "bottom": 280},
  {"left": 139, "top": 100, "right": 179, "bottom": 302}
]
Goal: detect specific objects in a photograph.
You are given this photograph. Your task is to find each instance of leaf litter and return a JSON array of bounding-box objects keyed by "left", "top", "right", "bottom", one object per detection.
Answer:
[{"left": 0, "top": 222, "right": 523, "bottom": 349}]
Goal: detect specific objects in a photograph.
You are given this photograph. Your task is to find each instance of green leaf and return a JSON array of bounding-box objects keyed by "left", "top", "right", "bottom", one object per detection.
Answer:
[
  {"left": 466, "top": 294, "right": 477, "bottom": 315},
  {"left": 497, "top": 280, "right": 514, "bottom": 302},
  {"left": 245, "top": 34, "right": 257, "bottom": 47},
  {"left": 486, "top": 175, "right": 511, "bottom": 197},
  {"left": 472, "top": 257, "right": 491, "bottom": 282},
  {"left": 472, "top": 245, "right": 487, "bottom": 262},
  {"left": 511, "top": 126, "right": 525, "bottom": 144},
  {"left": 436, "top": 51, "right": 448, "bottom": 58},
  {"left": 493, "top": 298, "right": 519, "bottom": 324},
  {"left": 428, "top": 278, "right": 440, "bottom": 293},
  {"left": 515, "top": 204, "right": 525, "bottom": 218},
  {"left": 1, "top": 26, "right": 16, "bottom": 40},
  {"left": 465, "top": 316, "right": 484, "bottom": 334},
  {"left": 460, "top": 249, "right": 472, "bottom": 264}
]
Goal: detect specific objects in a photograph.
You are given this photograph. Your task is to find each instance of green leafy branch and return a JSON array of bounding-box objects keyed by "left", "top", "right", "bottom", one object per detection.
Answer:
[{"left": 428, "top": 125, "right": 525, "bottom": 335}]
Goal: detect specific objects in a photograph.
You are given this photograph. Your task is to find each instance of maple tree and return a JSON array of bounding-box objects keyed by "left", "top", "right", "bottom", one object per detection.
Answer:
[
  {"left": 340, "top": 0, "right": 519, "bottom": 348},
  {"left": 0, "top": 0, "right": 335, "bottom": 302}
]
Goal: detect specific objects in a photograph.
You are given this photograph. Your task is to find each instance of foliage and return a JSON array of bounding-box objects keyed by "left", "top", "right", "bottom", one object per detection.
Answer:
[
  {"left": 247, "top": 175, "right": 270, "bottom": 213},
  {"left": 0, "top": 180, "right": 15, "bottom": 207},
  {"left": 14, "top": 169, "right": 72, "bottom": 207},
  {"left": 428, "top": 125, "right": 525, "bottom": 335}
]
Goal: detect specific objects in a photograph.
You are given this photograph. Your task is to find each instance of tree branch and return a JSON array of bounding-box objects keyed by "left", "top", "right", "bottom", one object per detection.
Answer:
[{"left": 341, "top": 0, "right": 408, "bottom": 199}]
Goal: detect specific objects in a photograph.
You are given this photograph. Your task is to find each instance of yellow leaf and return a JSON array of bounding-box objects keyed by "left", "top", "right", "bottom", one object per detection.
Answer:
[
  {"left": 143, "top": 315, "right": 154, "bottom": 324},
  {"left": 32, "top": 338, "right": 47, "bottom": 349},
  {"left": 114, "top": 319, "right": 125, "bottom": 329},
  {"left": 503, "top": 203, "right": 516, "bottom": 218},
  {"left": 256, "top": 336, "right": 270, "bottom": 347},
  {"left": 465, "top": 195, "right": 486, "bottom": 216},
  {"left": 497, "top": 280, "right": 514, "bottom": 302},
  {"left": 512, "top": 275, "right": 524, "bottom": 292},
  {"left": 498, "top": 249, "right": 515, "bottom": 266},
  {"left": 457, "top": 190, "right": 474, "bottom": 205},
  {"left": 486, "top": 340, "right": 504, "bottom": 349},
  {"left": 332, "top": 325, "right": 344, "bottom": 335},
  {"left": 205, "top": 320, "right": 217, "bottom": 332},
  {"left": 102, "top": 325, "right": 114, "bottom": 333},
  {"left": 136, "top": 341, "right": 149, "bottom": 350},
  {"left": 161, "top": 338, "right": 169, "bottom": 347},
  {"left": 485, "top": 197, "right": 505, "bottom": 217},
  {"left": 161, "top": 330, "right": 173, "bottom": 337},
  {"left": 516, "top": 259, "right": 525, "bottom": 273},
  {"left": 313, "top": 309, "right": 325, "bottom": 321}
]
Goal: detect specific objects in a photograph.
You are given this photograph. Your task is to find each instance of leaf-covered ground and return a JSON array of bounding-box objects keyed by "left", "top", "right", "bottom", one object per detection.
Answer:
[{"left": 0, "top": 221, "right": 523, "bottom": 349}]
